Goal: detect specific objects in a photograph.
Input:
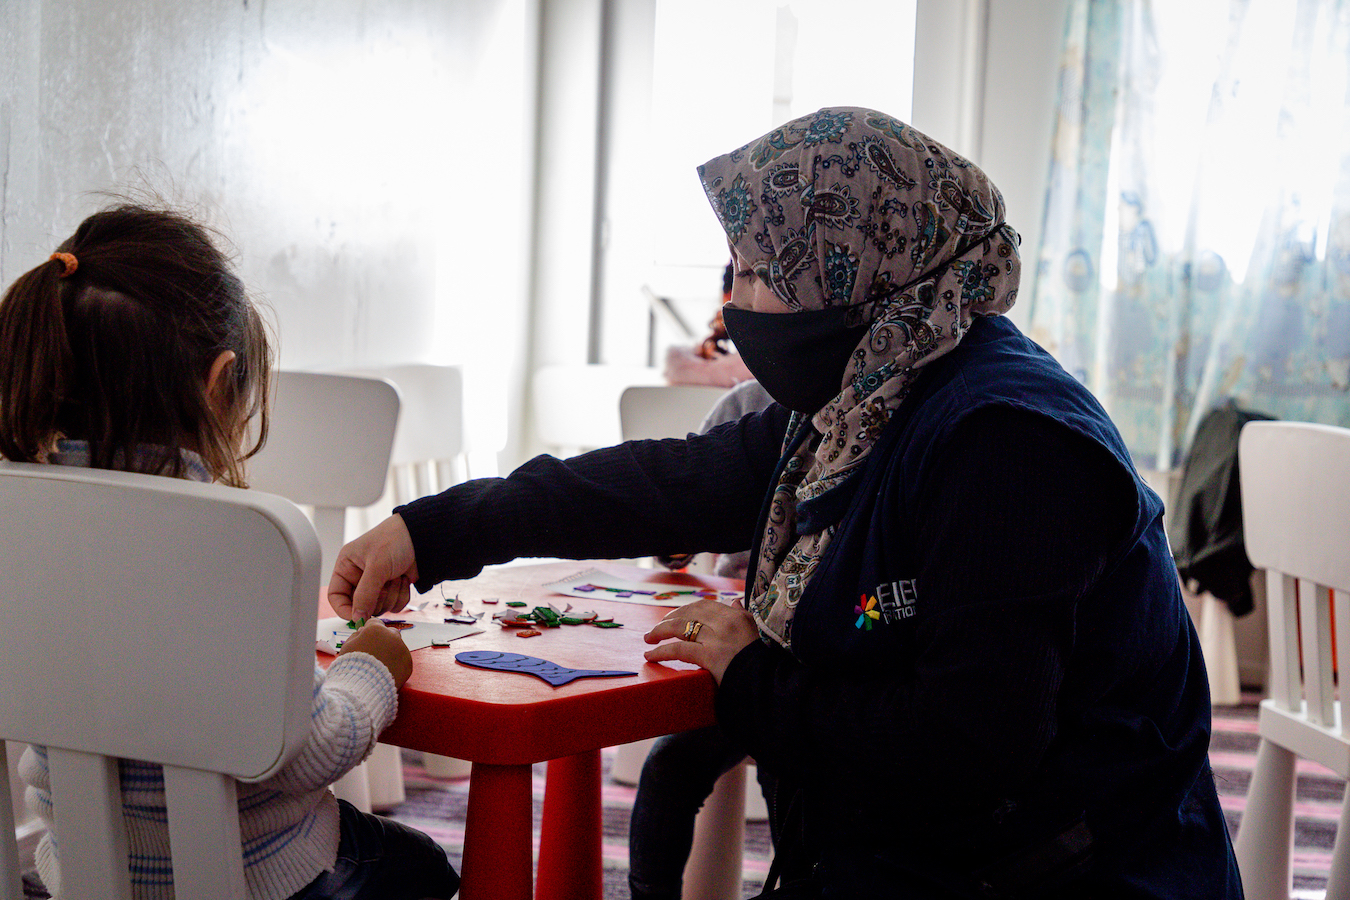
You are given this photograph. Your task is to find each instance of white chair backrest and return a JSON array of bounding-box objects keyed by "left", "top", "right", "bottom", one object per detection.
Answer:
[
  {"left": 619, "top": 385, "right": 728, "bottom": 441},
  {"left": 0, "top": 461, "right": 319, "bottom": 900},
  {"left": 380, "top": 365, "right": 464, "bottom": 467},
  {"left": 1239, "top": 421, "right": 1350, "bottom": 723},
  {"left": 248, "top": 371, "right": 401, "bottom": 576},
  {"left": 342, "top": 364, "right": 465, "bottom": 502},
  {"left": 533, "top": 364, "right": 665, "bottom": 453}
]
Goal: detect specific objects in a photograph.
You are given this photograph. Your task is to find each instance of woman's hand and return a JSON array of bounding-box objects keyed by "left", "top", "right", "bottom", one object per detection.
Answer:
[
  {"left": 643, "top": 597, "right": 759, "bottom": 684},
  {"left": 327, "top": 514, "right": 419, "bottom": 622},
  {"left": 336, "top": 619, "right": 414, "bottom": 688}
]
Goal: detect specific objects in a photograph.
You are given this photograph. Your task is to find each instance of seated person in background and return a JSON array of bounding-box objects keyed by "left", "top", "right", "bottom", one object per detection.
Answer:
[
  {"left": 699, "top": 264, "right": 736, "bottom": 359},
  {"left": 662, "top": 263, "right": 756, "bottom": 388},
  {"left": 0, "top": 202, "right": 458, "bottom": 900}
]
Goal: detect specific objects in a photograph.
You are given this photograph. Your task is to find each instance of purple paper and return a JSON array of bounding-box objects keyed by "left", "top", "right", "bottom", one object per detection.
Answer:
[{"left": 455, "top": 650, "right": 637, "bottom": 686}]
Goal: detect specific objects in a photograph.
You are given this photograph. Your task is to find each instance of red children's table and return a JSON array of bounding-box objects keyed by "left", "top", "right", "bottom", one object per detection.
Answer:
[{"left": 321, "top": 560, "right": 735, "bottom": 900}]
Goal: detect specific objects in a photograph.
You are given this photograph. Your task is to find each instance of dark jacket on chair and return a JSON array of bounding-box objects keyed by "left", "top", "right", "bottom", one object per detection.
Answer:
[{"left": 1169, "top": 400, "right": 1275, "bottom": 617}]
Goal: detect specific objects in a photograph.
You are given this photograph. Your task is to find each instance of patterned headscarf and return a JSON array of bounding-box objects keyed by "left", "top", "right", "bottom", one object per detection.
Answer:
[{"left": 698, "top": 107, "right": 1021, "bottom": 648}]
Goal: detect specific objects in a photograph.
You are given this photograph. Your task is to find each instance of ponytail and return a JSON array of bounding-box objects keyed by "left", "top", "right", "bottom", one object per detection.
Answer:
[{"left": 0, "top": 258, "right": 77, "bottom": 462}]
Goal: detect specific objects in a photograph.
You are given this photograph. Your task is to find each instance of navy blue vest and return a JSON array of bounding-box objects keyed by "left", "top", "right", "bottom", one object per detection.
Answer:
[{"left": 769, "top": 316, "right": 1240, "bottom": 896}]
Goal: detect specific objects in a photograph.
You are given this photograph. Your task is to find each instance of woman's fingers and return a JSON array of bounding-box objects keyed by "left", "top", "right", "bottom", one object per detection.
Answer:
[
  {"left": 643, "top": 597, "right": 759, "bottom": 683},
  {"left": 643, "top": 638, "right": 707, "bottom": 667},
  {"left": 644, "top": 598, "right": 733, "bottom": 642},
  {"left": 644, "top": 614, "right": 697, "bottom": 644},
  {"left": 326, "top": 515, "right": 418, "bottom": 622}
]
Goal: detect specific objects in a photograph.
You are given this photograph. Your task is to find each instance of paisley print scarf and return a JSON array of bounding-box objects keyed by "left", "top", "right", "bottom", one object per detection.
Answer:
[{"left": 698, "top": 107, "right": 1021, "bottom": 649}]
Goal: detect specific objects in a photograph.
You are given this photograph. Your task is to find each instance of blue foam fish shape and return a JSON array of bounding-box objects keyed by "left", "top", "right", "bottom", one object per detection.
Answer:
[{"left": 455, "top": 650, "right": 637, "bottom": 686}]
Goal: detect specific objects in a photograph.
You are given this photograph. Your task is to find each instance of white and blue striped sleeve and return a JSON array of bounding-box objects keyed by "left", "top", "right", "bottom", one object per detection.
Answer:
[{"left": 259, "top": 655, "right": 398, "bottom": 795}]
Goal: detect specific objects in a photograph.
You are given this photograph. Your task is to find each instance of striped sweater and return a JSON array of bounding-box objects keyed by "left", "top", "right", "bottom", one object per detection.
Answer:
[{"left": 20, "top": 654, "right": 398, "bottom": 900}]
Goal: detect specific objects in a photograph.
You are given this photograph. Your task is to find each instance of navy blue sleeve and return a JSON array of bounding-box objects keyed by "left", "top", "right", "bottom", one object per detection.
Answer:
[
  {"left": 396, "top": 403, "right": 794, "bottom": 589},
  {"left": 714, "top": 405, "right": 1138, "bottom": 816}
]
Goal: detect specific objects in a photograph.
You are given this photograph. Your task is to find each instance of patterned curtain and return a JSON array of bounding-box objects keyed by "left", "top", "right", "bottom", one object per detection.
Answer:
[{"left": 1028, "top": 0, "right": 1350, "bottom": 469}]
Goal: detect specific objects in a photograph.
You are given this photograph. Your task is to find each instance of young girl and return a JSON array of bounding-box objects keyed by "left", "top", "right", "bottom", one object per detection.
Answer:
[{"left": 0, "top": 203, "right": 459, "bottom": 900}]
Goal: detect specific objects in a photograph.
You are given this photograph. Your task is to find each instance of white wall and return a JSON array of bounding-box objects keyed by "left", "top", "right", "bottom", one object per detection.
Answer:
[{"left": 0, "top": 0, "right": 537, "bottom": 462}]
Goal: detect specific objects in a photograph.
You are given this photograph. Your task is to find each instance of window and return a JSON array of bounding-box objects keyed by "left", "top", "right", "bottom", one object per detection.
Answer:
[{"left": 639, "top": 0, "right": 918, "bottom": 347}]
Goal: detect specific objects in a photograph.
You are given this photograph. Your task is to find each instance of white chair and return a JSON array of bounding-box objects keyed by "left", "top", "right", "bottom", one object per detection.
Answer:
[
  {"left": 618, "top": 385, "right": 730, "bottom": 441},
  {"left": 247, "top": 370, "right": 404, "bottom": 812},
  {"left": 617, "top": 384, "right": 736, "bottom": 581},
  {"left": 611, "top": 385, "right": 732, "bottom": 785},
  {"left": 0, "top": 461, "right": 318, "bottom": 900},
  {"left": 1145, "top": 464, "right": 1269, "bottom": 703},
  {"left": 343, "top": 363, "right": 474, "bottom": 530},
  {"left": 1232, "top": 421, "right": 1350, "bottom": 900},
  {"left": 532, "top": 364, "right": 665, "bottom": 456},
  {"left": 1185, "top": 586, "right": 1243, "bottom": 705},
  {"left": 382, "top": 363, "right": 469, "bottom": 488}
]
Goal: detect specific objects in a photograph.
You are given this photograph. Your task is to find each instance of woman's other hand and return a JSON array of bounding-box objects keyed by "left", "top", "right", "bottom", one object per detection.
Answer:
[
  {"left": 336, "top": 619, "right": 414, "bottom": 688},
  {"left": 643, "top": 598, "right": 759, "bottom": 684},
  {"left": 328, "top": 514, "right": 419, "bottom": 622}
]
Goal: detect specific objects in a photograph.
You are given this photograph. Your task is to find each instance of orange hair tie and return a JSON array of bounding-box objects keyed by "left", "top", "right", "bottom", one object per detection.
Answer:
[{"left": 49, "top": 252, "right": 78, "bottom": 278}]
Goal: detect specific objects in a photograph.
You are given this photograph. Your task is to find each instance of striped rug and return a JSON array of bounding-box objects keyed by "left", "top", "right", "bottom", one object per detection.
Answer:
[
  {"left": 16, "top": 694, "right": 1338, "bottom": 899},
  {"left": 1211, "top": 693, "right": 1341, "bottom": 898}
]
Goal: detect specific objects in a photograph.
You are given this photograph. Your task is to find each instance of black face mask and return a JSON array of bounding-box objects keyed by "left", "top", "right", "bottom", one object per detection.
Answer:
[{"left": 722, "top": 305, "right": 868, "bottom": 414}]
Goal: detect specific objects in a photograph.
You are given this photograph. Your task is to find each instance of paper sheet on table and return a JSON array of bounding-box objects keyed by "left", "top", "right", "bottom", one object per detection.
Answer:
[
  {"left": 544, "top": 568, "right": 743, "bottom": 608},
  {"left": 316, "top": 617, "right": 483, "bottom": 655}
]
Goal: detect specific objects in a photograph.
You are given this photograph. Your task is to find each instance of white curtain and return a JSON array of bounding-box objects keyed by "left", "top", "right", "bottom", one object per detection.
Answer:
[{"left": 1028, "top": 0, "right": 1350, "bottom": 469}]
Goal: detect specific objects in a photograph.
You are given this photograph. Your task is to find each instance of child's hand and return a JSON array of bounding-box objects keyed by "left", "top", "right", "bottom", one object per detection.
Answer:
[{"left": 336, "top": 619, "right": 413, "bottom": 688}]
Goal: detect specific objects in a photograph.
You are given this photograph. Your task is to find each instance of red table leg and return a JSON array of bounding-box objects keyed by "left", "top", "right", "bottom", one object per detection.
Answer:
[
  {"left": 535, "top": 750, "right": 602, "bottom": 900},
  {"left": 462, "top": 763, "right": 535, "bottom": 900}
]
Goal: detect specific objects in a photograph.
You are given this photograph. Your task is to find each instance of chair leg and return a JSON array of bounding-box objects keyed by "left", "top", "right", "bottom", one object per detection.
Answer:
[
  {"left": 609, "top": 737, "right": 658, "bottom": 787},
  {"left": 1234, "top": 738, "right": 1297, "bottom": 900},
  {"left": 1322, "top": 790, "right": 1350, "bottom": 900},
  {"left": 423, "top": 752, "right": 473, "bottom": 779},
  {"left": 743, "top": 763, "right": 768, "bottom": 821},
  {"left": 366, "top": 743, "right": 406, "bottom": 811},
  {"left": 681, "top": 760, "right": 747, "bottom": 900},
  {"left": 1199, "top": 592, "right": 1241, "bottom": 705}
]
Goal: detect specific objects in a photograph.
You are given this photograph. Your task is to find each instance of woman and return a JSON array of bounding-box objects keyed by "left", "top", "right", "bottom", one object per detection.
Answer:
[{"left": 330, "top": 108, "right": 1242, "bottom": 898}]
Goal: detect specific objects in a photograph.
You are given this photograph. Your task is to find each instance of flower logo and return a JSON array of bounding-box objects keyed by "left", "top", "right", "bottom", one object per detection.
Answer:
[{"left": 854, "top": 594, "right": 880, "bottom": 630}]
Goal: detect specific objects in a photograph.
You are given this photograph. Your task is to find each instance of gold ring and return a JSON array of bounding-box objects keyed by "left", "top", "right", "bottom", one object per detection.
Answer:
[{"left": 681, "top": 620, "right": 704, "bottom": 642}]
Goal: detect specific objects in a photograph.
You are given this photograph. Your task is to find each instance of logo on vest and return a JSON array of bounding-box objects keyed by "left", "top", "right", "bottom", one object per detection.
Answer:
[{"left": 854, "top": 579, "right": 918, "bottom": 630}]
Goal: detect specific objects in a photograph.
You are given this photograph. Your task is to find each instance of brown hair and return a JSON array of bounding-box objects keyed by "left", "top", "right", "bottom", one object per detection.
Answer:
[{"left": 0, "top": 204, "right": 272, "bottom": 487}]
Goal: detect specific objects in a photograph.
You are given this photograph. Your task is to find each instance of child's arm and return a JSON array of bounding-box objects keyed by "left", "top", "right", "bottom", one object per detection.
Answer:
[{"left": 258, "top": 622, "right": 410, "bottom": 794}]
